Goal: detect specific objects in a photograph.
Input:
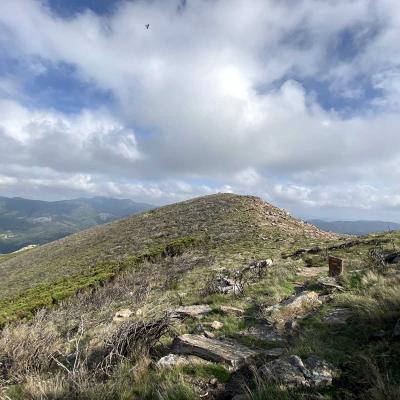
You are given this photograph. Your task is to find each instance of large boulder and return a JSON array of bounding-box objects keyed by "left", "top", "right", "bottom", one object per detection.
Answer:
[
  {"left": 172, "top": 334, "right": 259, "bottom": 369},
  {"left": 259, "top": 355, "right": 338, "bottom": 388}
]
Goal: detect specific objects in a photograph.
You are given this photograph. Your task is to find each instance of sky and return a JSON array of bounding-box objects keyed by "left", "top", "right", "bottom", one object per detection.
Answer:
[{"left": 0, "top": 0, "right": 400, "bottom": 221}]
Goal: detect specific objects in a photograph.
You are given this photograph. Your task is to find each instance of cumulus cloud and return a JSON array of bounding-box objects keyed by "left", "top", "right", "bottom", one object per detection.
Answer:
[{"left": 0, "top": 0, "right": 400, "bottom": 219}]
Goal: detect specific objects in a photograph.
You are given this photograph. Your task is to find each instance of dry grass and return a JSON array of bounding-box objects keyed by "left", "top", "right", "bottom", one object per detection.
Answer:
[
  {"left": 337, "top": 269, "right": 400, "bottom": 323},
  {"left": 0, "top": 310, "right": 63, "bottom": 383}
]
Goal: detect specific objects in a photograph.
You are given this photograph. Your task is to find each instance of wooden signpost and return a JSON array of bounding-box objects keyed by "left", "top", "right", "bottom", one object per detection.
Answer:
[{"left": 328, "top": 256, "right": 344, "bottom": 277}]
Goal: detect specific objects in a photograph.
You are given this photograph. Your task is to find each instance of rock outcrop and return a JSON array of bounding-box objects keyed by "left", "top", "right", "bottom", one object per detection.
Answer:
[
  {"left": 265, "top": 291, "right": 322, "bottom": 325},
  {"left": 259, "top": 355, "right": 338, "bottom": 388}
]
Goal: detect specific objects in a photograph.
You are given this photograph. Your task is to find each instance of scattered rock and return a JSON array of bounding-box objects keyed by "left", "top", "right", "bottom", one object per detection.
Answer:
[
  {"left": 239, "top": 324, "right": 287, "bottom": 343},
  {"left": 323, "top": 308, "right": 354, "bottom": 326},
  {"left": 306, "top": 355, "right": 339, "bottom": 387},
  {"left": 171, "top": 305, "right": 212, "bottom": 319},
  {"left": 384, "top": 251, "right": 400, "bottom": 264},
  {"left": 263, "top": 347, "right": 285, "bottom": 357},
  {"left": 204, "top": 330, "right": 216, "bottom": 339},
  {"left": 211, "top": 321, "right": 224, "bottom": 330},
  {"left": 220, "top": 305, "right": 245, "bottom": 315},
  {"left": 172, "top": 334, "right": 259, "bottom": 369},
  {"left": 214, "top": 277, "right": 242, "bottom": 294},
  {"left": 317, "top": 276, "right": 344, "bottom": 292},
  {"left": 259, "top": 355, "right": 338, "bottom": 388},
  {"left": 194, "top": 324, "right": 205, "bottom": 334},
  {"left": 265, "top": 291, "right": 322, "bottom": 323},
  {"left": 209, "top": 377, "right": 218, "bottom": 386},
  {"left": 393, "top": 319, "right": 400, "bottom": 337},
  {"left": 249, "top": 259, "right": 273, "bottom": 269},
  {"left": 157, "top": 354, "right": 189, "bottom": 368},
  {"left": 157, "top": 353, "right": 210, "bottom": 369},
  {"left": 135, "top": 308, "right": 143, "bottom": 317},
  {"left": 318, "top": 294, "right": 334, "bottom": 304},
  {"left": 113, "top": 309, "right": 133, "bottom": 322},
  {"left": 284, "top": 319, "right": 299, "bottom": 335}
]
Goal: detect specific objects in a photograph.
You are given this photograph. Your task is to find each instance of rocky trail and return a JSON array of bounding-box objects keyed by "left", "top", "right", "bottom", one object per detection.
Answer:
[{"left": 150, "top": 259, "right": 347, "bottom": 399}]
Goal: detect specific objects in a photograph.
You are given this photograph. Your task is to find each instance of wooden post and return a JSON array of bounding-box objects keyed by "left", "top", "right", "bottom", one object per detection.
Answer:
[{"left": 328, "top": 256, "right": 344, "bottom": 277}]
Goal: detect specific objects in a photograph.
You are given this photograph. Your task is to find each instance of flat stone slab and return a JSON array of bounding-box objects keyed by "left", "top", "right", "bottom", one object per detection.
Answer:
[
  {"left": 317, "top": 277, "right": 344, "bottom": 292},
  {"left": 172, "top": 334, "right": 259, "bottom": 369},
  {"left": 220, "top": 305, "right": 245, "bottom": 315},
  {"left": 239, "top": 324, "right": 287, "bottom": 343},
  {"left": 171, "top": 305, "right": 212, "bottom": 319}
]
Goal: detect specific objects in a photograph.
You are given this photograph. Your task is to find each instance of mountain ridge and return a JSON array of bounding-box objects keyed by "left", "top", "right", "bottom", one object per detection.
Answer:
[
  {"left": 310, "top": 219, "right": 400, "bottom": 235},
  {"left": 0, "top": 196, "right": 153, "bottom": 253}
]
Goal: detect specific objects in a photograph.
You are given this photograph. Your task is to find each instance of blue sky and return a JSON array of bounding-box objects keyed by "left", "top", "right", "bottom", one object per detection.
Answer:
[
  {"left": 0, "top": 0, "right": 400, "bottom": 221},
  {"left": 47, "top": 0, "right": 122, "bottom": 17}
]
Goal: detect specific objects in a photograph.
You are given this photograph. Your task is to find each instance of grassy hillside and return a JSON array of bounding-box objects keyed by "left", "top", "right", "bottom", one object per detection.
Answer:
[
  {"left": 0, "top": 196, "right": 153, "bottom": 253},
  {"left": 0, "top": 193, "right": 336, "bottom": 325},
  {"left": 0, "top": 194, "right": 399, "bottom": 400}
]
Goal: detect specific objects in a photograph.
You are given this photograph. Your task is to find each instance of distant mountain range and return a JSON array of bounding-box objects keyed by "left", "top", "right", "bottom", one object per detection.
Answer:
[
  {"left": 309, "top": 219, "right": 400, "bottom": 236},
  {"left": 0, "top": 196, "right": 153, "bottom": 253}
]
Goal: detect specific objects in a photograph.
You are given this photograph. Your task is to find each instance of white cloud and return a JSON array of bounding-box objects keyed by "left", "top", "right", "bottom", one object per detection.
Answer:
[{"left": 0, "top": 0, "right": 400, "bottom": 219}]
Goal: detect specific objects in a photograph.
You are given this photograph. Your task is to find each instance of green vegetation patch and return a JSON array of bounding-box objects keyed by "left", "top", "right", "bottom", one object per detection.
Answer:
[{"left": 0, "top": 236, "right": 198, "bottom": 326}]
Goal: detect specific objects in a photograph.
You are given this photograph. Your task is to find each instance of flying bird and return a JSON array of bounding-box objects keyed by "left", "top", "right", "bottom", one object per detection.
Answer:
[{"left": 145, "top": 24, "right": 150, "bottom": 29}]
